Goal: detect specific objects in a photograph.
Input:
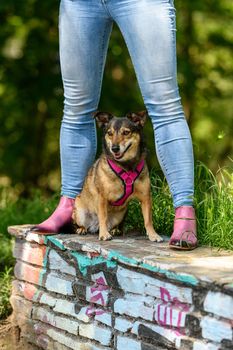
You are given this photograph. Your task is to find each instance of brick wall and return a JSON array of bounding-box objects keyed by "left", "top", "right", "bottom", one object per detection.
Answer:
[{"left": 8, "top": 226, "right": 233, "bottom": 350}]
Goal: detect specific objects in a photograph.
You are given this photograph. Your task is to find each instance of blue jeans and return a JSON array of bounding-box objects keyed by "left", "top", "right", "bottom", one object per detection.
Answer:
[{"left": 59, "top": 0, "right": 194, "bottom": 208}]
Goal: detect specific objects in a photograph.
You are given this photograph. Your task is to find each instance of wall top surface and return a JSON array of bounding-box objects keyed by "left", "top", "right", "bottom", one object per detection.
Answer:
[{"left": 8, "top": 225, "right": 233, "bottom": 290}]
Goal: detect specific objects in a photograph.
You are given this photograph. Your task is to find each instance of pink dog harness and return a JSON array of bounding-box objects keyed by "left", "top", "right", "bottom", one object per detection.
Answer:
[{"left": 107, "top": 158, "right": 145, "bottom": 206}]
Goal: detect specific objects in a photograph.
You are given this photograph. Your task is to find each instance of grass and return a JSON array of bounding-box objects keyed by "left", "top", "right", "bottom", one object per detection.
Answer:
[
  {"left": 194, "top": 162, "right": 233, "bottom": 249},
  {"left": 0, "top": 268, "right": 13, "bottom": 320},
  {"left": 0, "top": 190, "right": 58, "bottom": 319},
  {"left": 0, "top": 161, "right": 232, "bottom": 319},
  {"left": 124, "top": 161, "right": 233, "bottom": 250},
  {"left": 0, "top": 189, "right": 58, "bottom": 271}
]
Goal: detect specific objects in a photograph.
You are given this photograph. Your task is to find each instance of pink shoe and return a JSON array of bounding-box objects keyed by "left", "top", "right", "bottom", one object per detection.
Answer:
[
  {"left": 169, "top": 206, "right": 197, "bottom": 250},
  {"left": 32, "top": 196, "right": 75, "bottom": 235}
]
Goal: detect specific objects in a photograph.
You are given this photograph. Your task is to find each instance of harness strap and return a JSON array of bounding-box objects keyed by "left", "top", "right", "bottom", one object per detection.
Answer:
[{"left": 107, "top": 158, "right": 145, "bottom": 206}]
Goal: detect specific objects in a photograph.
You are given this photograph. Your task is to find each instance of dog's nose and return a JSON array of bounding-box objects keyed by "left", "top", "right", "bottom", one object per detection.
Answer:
[{"left": 112, "top": 144, "right": 120, "bottom": 153}]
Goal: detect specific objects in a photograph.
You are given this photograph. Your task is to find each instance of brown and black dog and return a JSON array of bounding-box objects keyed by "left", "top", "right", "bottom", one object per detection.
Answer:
[{"left": 72, "top": 111, "right": 163, "bottom": 242}]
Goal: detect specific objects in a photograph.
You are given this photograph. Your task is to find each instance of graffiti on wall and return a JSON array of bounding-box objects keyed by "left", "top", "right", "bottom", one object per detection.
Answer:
[{"left": 155, "top": 287, "right": 190, "bottom": 335}]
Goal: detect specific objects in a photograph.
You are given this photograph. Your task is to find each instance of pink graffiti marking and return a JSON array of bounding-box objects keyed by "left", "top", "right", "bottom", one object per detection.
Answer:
[
  {"left": 85, "top": 272, "right": 109, "bottom": 317},
  {"left": 86, "top": 307, "right": 105, "bottom": 317},
  {"left": 156, "top": 287, "right": 190, "bottom": 335}
]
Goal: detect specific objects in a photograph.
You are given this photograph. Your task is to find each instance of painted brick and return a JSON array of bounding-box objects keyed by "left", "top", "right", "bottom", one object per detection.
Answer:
[
  {"left": 114, "top": 317, "right": 133, "bottom": 332},
  {"left": 193, "top": 340, "right": 220, "bottom": 350},
  {"left": 10, "top": 295, "right": 33, "bottom": 319},
  {"left": 12, "top": 280, "right": 39, "bottom": 301},
  {"left": 145, "top": 279, "right": 192, "bottom": 304},
  {"left": 46, "top": 327, "right": 93, "bottom": 350},
  {"left": 131, "top": 321, "right": 183, "bottom": 348},
  {"left": 74, "top": 305, "right": 92, "bottom": 323},
  {"left": 33, "top": 306, "right": 79, "bottom": 335},
  {"left": 72, "top": 280, "right": 87, "bottom": 299},
  {"left": 201, "top": 316, "right": 232, "bottom": 343},
  {"left": 79, "top": 323, "right": 112, "bottom": 346},
  {"left": 114, "top": 294, "right": 154, "bottom": 321},
  {"left": 154, "top": 300, "right": 189, "bottom": 328},
  {"left": 13, "top": 283, "right": 57, "bottom": 308},
  {"left": 117, "top": 336, "right": 141, "bottom": 350},
  {"left": 54, "top": 299, "right": 78, "bottom": 318},
  {"left": 34, "top": 321, "right": 49, "bottom": 335},
  {"left": 12, "top": 281, "right": 57, "bottom": 309},
  {"left": 185, "top": 313, "right": 202, "bottom": 338},
  {"left": 204, "top": 291, "right": 233, "bottom": 320},
  {"left": 13, "top": 241, "right": 48, "bottom": 267},
  {"left": 45, "top": 272, "right": 74, "bottom": 295},
  {"left": 49, "top": 249, "right": 76, "bottom": 276},
  {"left": 14, "top": 261, "right": 44, "bottom": 285},
  {"left": 73, "top": 274, "right": 110, "bottom": 308},
  {"left": 25, "top": 232, "right": 46, "bottom": 245},
  {"left": 95, "top": 311, "right": 112, "bottom": 327},
  {"left": 39, "top": 291, "right": 57, "bottom": 308},
  {"left": 34, "top": 334, "right": 50, "bottom": 350},
  {"left": 116, "top": 267, "right": 145, "bottom": 294},
  {"left": 34, "top": 323, "right": 79, "bottom": 350},
  {"left": 141, "top": 342, "right": 165, "bottom": 350},
  {"left": 116, "top": 266, "right": 192, "bottom": 304},
  {"left": 75, "top": 304, "right": 112, "bottom": 326},
  {"left": 91, "top": 271, "right": 108, "bottom": 286},
  {"left": 86, "top": 285, "right": 109, "bottom": 307}
]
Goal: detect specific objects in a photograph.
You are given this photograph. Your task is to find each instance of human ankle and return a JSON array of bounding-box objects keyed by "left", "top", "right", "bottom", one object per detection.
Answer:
[{"left": 175, "top": 206, "right": 195, "bottom": 219}]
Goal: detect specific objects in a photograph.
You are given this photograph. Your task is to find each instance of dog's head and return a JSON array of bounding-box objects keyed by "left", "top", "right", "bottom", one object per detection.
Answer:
[{"left": 94, "top": 111, "right": 147, "bottom": 162}]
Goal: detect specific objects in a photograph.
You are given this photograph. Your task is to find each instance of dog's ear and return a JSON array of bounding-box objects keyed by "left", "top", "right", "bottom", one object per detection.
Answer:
[
  {"left": 93, "top": 111, "right": 114, "bottom": 128},
  {"left": 126, "top": 110, "right": 148, "bottom": 127}
]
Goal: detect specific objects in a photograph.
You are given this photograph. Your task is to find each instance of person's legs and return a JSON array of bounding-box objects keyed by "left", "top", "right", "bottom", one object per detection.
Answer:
[
  {"left": 109, "top": 0, "right": 197, "bottom": 248},
  {"left": 36, "top": 0, "right": 113, "bottom": 233}
]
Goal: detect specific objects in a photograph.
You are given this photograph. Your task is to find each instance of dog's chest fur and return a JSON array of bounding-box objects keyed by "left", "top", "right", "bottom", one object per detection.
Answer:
[
  {"left": 73, "top": 154, "right": 149, "bottom": 233},
  {"left": 94, "top": 155, "right": 148, "bottom": 205}
]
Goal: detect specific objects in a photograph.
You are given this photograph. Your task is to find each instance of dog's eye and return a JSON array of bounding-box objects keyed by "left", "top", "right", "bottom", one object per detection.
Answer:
[
  {"left": 107, "top": 130, "right": 113, "bottom": 137},
  {"left": 122, "top": 130, "right": 131, "bottom": 136}
]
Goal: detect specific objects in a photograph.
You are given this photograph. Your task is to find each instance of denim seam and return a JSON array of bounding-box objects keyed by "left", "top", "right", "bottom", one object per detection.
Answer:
[
  {"left": 101, "top": 0, "right": 114, "bottom": 19},
  {"left": 168, "top": 1, "right": 177, "bottom": 76}
]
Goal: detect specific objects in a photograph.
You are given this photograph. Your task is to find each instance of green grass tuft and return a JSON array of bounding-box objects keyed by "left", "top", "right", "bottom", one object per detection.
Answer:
[
  {"left": 124, "top": 161, "right": 233, "bottom": 250},
  {"left": 0, "top": 189, "right": 58, "bottom": 270},
  {"left": 0, "top": 267, "right": 13, "bottom": 320},
  {"left": 194, "top": 161, "right": 233, "bottom": 250}
]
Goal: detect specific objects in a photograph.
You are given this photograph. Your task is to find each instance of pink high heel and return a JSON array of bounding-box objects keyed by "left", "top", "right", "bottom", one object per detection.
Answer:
[
  {"left": 32, "top": 196, "right": 75, "bottom": 235},
  {"left": 169, "top": 206, "right": 197, "bottom": 250}
]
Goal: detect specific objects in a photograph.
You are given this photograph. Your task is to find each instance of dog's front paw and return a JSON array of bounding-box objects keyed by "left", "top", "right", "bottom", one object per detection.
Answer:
[
  {"left": 148, "top": 231, "right": 163, "bottom": 242},
  {"left": 99, "top": 231, "right": 112, "bottom": 241},
  {"left": 76, "top": 226, "right": 87, "bottom": 235}
]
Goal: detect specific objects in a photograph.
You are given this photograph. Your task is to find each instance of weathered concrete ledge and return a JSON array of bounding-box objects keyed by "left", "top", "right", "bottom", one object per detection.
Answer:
[{"left": 8, "top": 225, "right": 233, "bottom": 350}]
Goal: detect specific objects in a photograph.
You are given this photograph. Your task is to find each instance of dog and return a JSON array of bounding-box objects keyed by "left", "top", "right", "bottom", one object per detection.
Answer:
[{"left": 72, "top": 110, "right": 163, "bottom": 242}]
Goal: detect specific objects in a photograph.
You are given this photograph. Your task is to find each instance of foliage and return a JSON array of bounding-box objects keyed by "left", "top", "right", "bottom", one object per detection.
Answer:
[
  {"left": 0, "top": 267, "right": 12, "bottom": 320},
  {"left": 195, "top": 162, "right": 233, "bottom": 249},
  {"left": 123, "top": 162, "right": 233, "bottom": 250},
  {"left": 0, "top": 188, "right": 57, "bottom": 270},
  {"left": 176, "top": 1, "right": 233, "bottom": 170}
]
